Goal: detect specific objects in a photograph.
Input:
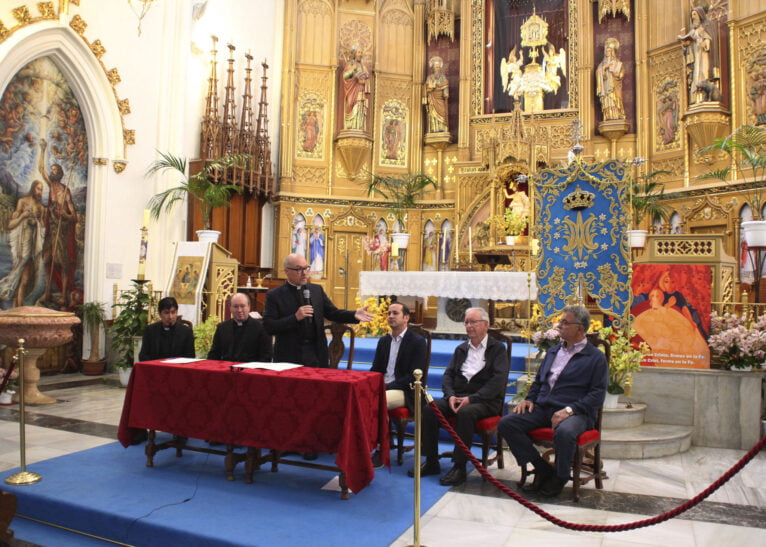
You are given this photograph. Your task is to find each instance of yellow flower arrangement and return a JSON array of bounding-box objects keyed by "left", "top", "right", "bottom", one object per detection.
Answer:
[{"left": 353, "top": 296, "right": 391, "bottom": 338}]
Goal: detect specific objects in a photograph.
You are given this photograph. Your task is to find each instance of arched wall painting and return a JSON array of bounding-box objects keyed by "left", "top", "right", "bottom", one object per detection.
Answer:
[{"left": 0, "top": 57, "right": 88, "bottom": 312}]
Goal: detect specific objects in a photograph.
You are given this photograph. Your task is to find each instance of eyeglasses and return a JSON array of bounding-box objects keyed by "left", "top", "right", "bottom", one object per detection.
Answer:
[
  {"left": 557, "top": 320, "right": 580, "bottom": 327},
  {"left": 464, "top": 319, "right": 487, "bottom": 325},
  {"left": 286, "top": 266, "right": 310, "bottom": 272}
]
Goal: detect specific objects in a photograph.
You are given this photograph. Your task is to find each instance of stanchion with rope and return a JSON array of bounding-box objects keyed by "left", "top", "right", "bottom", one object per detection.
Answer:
[
  {"left": 5, "top": 338, "right": 42, "bottom": 485},
  {"left": 409, "top": 369, "right": 425, "bottom": 547},
  {"left": 423, "top": 398, "right": 765, "bottom": 533}
]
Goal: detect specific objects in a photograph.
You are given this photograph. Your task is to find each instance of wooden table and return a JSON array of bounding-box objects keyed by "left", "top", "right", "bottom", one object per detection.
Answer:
[{"left": 118, "top": 360, "right": 389, "bottom": 498}]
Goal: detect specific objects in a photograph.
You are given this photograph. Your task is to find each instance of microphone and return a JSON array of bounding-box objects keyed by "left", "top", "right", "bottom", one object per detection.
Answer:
[{"left": 302, "top": 285, "right": 313, "bottom": 324}]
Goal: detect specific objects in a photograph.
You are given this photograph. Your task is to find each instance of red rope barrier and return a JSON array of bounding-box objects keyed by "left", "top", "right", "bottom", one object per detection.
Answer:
[{"left": 427, "top": 400, "right": 766, "bottom": 532}]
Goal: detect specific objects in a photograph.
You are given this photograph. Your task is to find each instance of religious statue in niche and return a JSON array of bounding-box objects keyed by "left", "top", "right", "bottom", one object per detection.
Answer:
[
  {"left": 677, "top": 6, "right": 721, "bottom": 105},
  {"left": 499, "top": 9, "right": 566, "bottom": 113},
  {"left": 595, "top": 38, "right": 625, "bottom": 120},
  {"left": 424, "top": 56, "right": 449, "bottom": 134},
  {"left": 0, "top": 57, "right": 88, "bottom": 312},
  {"left": 747, "top": 51, "right": 766, "bottom": 126},
  {"left": 656, "top": 80, "right": 680, "bottom": 146},
  {"left": 341, "top": 45, "right": 370, "bottom": 132},
  {"left": 439, "top": 220, "right": 453, "bottom": 271}
]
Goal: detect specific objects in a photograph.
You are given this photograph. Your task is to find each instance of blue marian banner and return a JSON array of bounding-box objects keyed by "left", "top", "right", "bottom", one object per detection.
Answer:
[{"left": 534, "top": 160, "right": 631, "bottom": 326}]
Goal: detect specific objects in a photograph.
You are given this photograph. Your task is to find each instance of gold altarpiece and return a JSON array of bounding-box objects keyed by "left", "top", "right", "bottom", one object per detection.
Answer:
[{"left": 274, "top": 0, "right": 766, "bottom": 306}]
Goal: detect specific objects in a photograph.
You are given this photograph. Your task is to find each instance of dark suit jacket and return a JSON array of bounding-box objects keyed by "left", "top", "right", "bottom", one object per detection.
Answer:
[
  {"left": 263, "top": 282, "right": 357, "bottom": 366},
  {"left": 371, "top": 329, "right": 428, "bottom": 409},
  {"left": 442, "top": 336, "right": 510, "bottom": 415},
  {"left": 138, "top": 321, "right": 195, "bottom": 362},
  {"left": 527, "top": 340, "right": 607, "bottom": 424},
  {"left": 207, "top": 317, "right": 273, "bottom": 362}
]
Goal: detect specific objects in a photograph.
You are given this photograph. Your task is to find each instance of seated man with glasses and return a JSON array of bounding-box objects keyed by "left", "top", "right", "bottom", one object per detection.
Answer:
[
  {"left": 498, "top": 305, "right": 607, "bottom": 497},
  {"left": 264, "top": 253, "right": 373, "bottom": 368},
  {"left": 409, "top": 307, "right": 509, "bottom": 486},
  {"left": 208, "top": 292, "right": 273, "bottom": 363}
]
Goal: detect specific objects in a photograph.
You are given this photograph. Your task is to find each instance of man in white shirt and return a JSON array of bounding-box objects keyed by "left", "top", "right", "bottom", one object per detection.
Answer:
[
  {"left": 370, "top": 302, "right": 428, "bottom": 410},
  {"left": 409, "top": 308, "right": 510, "bottom": 486},
  {"left": 498, "top": 305, "right": 607, "bottom": 497}
]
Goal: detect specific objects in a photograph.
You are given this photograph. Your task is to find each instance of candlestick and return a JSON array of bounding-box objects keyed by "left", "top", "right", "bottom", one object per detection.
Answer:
[
  {"left": 468, "top": 227, "right": 473, "bottom": 263},
  {"left": 137, "top": 211, "right": 149, "bottom": 280},
  {"left": 441, "top": 232, "right": 446, "bottom": 264}
]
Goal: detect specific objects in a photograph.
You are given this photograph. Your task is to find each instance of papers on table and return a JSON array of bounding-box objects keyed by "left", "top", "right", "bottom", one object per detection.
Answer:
[
  {"left": 161, "top": 357, "right": 205, "bottom": 364},
  {"left": 231, "top": 362, "right": 304, "bottom": 371}
]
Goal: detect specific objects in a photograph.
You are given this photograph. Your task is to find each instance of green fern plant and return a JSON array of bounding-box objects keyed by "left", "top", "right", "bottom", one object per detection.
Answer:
[
  {"left": 696, "top": 124, "right": 766, "bottom": 219},
  {"left": 192, "top": 315, "right": 220, "bottom": 358},
  {"left": 364, "top": 173, "right": 437, "bottom": 231},
  {"left": 629, "top": 170, "right": 671, "bottom": 227},
  {"left": 147, "top": 152, "right": 248, "bottom": 230}
]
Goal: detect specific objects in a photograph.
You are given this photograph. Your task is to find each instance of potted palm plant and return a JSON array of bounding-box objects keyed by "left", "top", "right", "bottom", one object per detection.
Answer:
[
  {"left": 364, "top": 173, "right": 437, "bottom": 250},
  {"left": 697, "top": 124, "right": 766, "bottom": 245},
  {"left": 628, "top": 169, "right": 670, "bottom": 248},
  {"left": 110, "top": 281, "right": 152, "bottom": 382},
  {"left": 146, "top": 152, "right": 248, "bottom": 242},
  {"left": 78, "top": 301, "right": 107, "bottom": 376}
]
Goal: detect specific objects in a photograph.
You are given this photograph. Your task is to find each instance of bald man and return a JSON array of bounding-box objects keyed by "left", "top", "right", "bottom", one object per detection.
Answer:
[
  {"left": 208, "top": 292, "right": 272, "bottom": 362},
  {"left": 264, "top": 253, "right": 373, "bottom": 367}
]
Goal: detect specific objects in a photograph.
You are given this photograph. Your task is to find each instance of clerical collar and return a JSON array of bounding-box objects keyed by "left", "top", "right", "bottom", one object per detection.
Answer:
[
  {"left": 287, "top": 281, "right": 302, "bottom": 289},
  {"left": 162, "top": 323, "right": 176, "bottom": 332},
  {"left": 234, "top": 318, "right": 248, "bottom": 327}
]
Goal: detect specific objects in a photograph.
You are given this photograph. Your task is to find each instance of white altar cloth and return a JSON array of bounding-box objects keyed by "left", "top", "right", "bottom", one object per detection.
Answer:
[{"left": 359, "top": 271, "right": 537, "bottom": 301}]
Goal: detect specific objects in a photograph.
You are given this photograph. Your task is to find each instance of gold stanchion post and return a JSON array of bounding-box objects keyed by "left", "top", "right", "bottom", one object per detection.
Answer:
[
  {"left": 410, "top": 368, "right": 430, "bottom": 547},
  {"left": 5, "top": 338, "right": 42, "bottom": 485}
]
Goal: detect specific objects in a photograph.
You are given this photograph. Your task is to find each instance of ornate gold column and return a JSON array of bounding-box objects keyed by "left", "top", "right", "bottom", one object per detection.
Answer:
[
  {"left": 412, "top": 0, "right": 427, "bottom": 172},
  {"left": 457, "top": 0, "right": 473, "bottom": 158}
]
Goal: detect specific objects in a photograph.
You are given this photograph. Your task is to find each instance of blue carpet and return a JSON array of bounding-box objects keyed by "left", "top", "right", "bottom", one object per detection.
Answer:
[{"left": 2, "top": 440, "right": 449, "bottom": 546}]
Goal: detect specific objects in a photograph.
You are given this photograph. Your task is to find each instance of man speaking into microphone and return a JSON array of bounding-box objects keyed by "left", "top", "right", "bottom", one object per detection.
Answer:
[{"left": 264, "top": 253, "right": 373, "bottom": 367}]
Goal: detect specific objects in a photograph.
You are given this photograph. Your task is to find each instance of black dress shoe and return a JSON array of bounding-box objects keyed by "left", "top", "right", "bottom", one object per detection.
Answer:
[
  {"left": 540, "top": 476, "right": 568, "bottom": 497},
  {"left": 522, "top": 466, "right": 554, "bottom": 492},
  {"left": 371, "top": 451, "right": 383, "bottom": 469},
  {"left": 302, "top": 452, "right": 319, "bottom": 461},
  {"left": 439, "top": 465, "right": 467, "bottom": 486},
  {"left": 407, "top": 460, "right": 441, "bottom": 477}
]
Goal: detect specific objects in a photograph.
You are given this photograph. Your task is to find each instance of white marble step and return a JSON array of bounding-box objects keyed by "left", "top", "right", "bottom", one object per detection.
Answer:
[
  {"left": 602, "top": 403, "right": 647, "bottom": 429},
  {"left": 601, "top": 423, "right": 693, "bottom": 459}
]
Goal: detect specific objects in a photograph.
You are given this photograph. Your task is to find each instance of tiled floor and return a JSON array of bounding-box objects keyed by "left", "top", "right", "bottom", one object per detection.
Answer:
[{"left": 1, "top": 373, "right": 764, "bottom": 546}]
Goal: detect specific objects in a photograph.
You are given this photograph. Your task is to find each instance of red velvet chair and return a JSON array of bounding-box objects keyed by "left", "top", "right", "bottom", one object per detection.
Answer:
[
  {"left": 388, "top": 323, "right": 431, "bottom": 465},
  {"left": 517, "top": 333, "right": 610, "bottom": 501}
]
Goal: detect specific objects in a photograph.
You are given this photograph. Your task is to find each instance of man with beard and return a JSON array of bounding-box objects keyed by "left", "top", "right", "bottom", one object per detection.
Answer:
[{"left": 38, "top": 138, "right": 77, "bottom": 308}]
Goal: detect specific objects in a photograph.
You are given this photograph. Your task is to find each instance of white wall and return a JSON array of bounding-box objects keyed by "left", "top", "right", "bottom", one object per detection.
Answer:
[{"left": 0, "top": 0, "right": 283, "bottom": 315}]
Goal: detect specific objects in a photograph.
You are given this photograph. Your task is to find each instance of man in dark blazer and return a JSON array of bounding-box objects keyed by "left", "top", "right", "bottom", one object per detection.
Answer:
[
  {"left": 409, "top": 307, "right": 510, "bottom": 487},
  {"left": 138, "top": 297, "right": 195, "bottom": 362},
  {"left": 208, "top": 293, "right": 272, "bottom": 362},
  {"left": 263, "top": 253, "right": 373, "bottom": 367},
  {"left": 370, "top": 302, "right": 428, "bottom": 410},
  {"left": 498, "top": 305, "right": 607, "bottom": 497}
]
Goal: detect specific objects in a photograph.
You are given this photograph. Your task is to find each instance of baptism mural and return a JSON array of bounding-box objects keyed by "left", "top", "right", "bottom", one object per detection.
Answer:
[{"left": 0, "top": 57, "right": 88, "bottom": 312}]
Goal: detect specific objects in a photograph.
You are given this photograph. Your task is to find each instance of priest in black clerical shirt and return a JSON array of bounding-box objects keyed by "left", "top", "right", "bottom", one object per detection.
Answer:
[
  {"left": 208, "top": 292, "right": 273, "bottom": 362},
  {"left": 138, "top": 296, "right": 195, "bottom": 362}
]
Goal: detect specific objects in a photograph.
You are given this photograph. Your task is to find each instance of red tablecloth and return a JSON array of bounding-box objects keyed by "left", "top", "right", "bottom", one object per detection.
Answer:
[{"left": 118, "top": 360, "right": 390, "bottom": 493}]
